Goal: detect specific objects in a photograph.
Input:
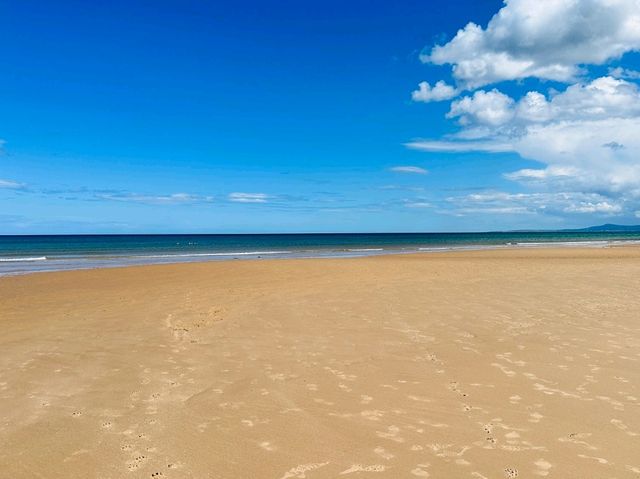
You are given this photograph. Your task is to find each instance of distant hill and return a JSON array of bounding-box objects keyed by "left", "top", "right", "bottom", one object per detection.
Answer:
[{"left": 565, "top": 224, "right": 640, "bottom": 232}]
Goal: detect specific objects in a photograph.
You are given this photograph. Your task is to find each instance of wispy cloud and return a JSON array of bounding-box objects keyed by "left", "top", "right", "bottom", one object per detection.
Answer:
[
  {"left": 404, "top": 201, "right": 432, "bottom": 209},
  {"left": 228, "top": 192, "right": 270, "bottom": 203},
  {"left": 389, "top": 165, "right": 429, "bottom": 175},
  {"left": 445, "top": 191, "right": 623, "bottom": 217},
  {"left": 0, "top": 178, "right": 27, "bottom": 190},
  {"left": 98, "top": 192, "right": 214, "bottom": 205},
  {"left": 405, "top": 140, "right": 513, "bottom": 153}
]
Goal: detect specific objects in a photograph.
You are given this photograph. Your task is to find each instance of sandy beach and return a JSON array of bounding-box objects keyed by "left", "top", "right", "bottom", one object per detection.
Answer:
[{"left": 1, "top": 247, "right": 640, "bottom": 478}]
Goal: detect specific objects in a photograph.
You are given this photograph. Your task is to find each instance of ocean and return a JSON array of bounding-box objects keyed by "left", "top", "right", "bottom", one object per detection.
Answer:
[{"left": 1, "top": 232, "right": 640, "bottom": 275}]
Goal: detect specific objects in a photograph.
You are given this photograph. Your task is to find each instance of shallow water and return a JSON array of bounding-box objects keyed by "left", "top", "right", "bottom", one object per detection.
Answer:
[{"left": 1, "top": 232, "right": 640, "bottom": 275}]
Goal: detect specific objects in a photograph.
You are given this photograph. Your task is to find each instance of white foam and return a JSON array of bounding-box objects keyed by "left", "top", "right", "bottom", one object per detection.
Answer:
[
  {"left": 515, "top": 241, "right": 609, "bottom": 247},
  {"left": 347, "top": 248, "right": 384, "bottom": 252},
  {"left": 0, "top": 256, "right": 47, "bottom": 262},
  {"left": 139, "top": 251, "right": 293, "bottom": 258}
]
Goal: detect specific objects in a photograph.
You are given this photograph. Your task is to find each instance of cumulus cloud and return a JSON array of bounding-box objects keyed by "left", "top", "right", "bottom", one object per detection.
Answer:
[
  {"left": 413, "top": 77, "right": 640, "bottom": 201},
  {"left": 447, "top": 89, "right": 515, "bottom": 126},
  {"left": 228, "top": 192, "right": 270, "bottom": 203},
  {"left": 411, "top": 80, "right": 458, "bottom": 102},
  {"left": 389, "top": 165, "right": 428, "bottom": 174},
  {"left": 442, "top": 76, "right": 640, "bottom": 129},
  {"left": 424, "top": 0, "right": 640, "bottom": 88},
  {"left": 410, "top": 0, "right": 640, "bottom": 221}
]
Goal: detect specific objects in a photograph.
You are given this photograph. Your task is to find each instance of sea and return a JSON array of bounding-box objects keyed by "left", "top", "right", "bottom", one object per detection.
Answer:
[{"left": 1, "top": 232, "right": 640, "bottom": 276}]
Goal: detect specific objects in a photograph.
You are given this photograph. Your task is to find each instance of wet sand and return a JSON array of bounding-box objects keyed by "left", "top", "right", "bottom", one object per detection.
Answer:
[{"left": 1, "top": 247, "right": 640, "bottom": 478}]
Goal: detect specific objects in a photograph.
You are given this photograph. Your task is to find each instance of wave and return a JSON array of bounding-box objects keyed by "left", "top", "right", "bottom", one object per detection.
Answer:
[
  {"left": 515, "top": 241, "right": 609, "bottom": 247},
  {"left": 347, "top": 248, "right": 384, "bottom": 252},
  {"left": 138, "top": 251, "right": 293, "bottom": 258},
  {"left": 0, "top": 256, "right": 47, "bottom": 262}
]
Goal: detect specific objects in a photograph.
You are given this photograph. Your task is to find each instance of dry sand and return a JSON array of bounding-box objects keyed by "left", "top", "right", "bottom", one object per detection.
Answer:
[{"left": 1, "top": 247, "right": 640, "bottom": 478}]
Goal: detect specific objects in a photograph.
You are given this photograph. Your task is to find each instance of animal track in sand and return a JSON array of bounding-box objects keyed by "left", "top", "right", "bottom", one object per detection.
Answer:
[
  {"left": 150, "top": 472, "right": 164, "bottom": 477},
  {"left": 71, "top": 411, "right": 82, "bottom": 417},
  {"left": 101, "top": 421, "right": 113, "bottom": 429},
  {"left": 447, "top": 381, "right": 468, "bottom": 397},
  {"left": 127, "top": 455, "right": 148, "bottom": 471},
  {"left": 504, "top": 467, "right": 519, "bottom": 477}
]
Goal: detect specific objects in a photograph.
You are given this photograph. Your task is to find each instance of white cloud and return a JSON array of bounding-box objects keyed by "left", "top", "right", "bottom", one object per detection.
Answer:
[
  {"left": 412, "top": 80, "right": 458, "bottom": 102},
  {"left": 447, "top": 89, "right": 515, "bottom": 126},
  {"left": 424, "top": 0, "right": 640, "bottom": 88},
  {"left": 444, "top": 76, "right": 640, "bottom": 129},
  {"left": 609, "top": 66, "right": 640, "bottom": 80},
  {"left": 503, "top": 166, "right": 578, "bottom": 181},
  {"left": 405, "top": 139, "right": 514, "bottom": 153},
  {"left": 448, "top": 191, "right": 624, "bottom": 216},
  {"left": 228, "top": 192, "right": 270, "bottom": 203},
  {"left": 389, "top": 165, "right": 428, "bottom": 174},
  {"left": 100, "top": 192, "right": 214, "bottom": 205},
  {"left": 404, "top": 201, "right": 432, "bottom": 208},
  {"left": 0, "top": 179, "right": 26, "bottom": 190},
  {"left": 411, "top": 77, "right": 640, "bottom": 212}
]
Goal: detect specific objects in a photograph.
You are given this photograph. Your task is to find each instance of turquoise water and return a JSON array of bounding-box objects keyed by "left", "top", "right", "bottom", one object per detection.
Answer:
[{"left": 1, "top": 232, "right": 639, "bottom": 275}]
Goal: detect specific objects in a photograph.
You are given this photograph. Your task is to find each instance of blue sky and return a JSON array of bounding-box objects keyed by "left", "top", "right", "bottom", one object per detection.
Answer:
[{"left": 2, "top": 0, "right": 640, "bottom": 233}]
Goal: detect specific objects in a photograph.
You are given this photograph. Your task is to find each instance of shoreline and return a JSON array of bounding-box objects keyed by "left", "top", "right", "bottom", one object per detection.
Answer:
[{"left": 2, "top": 238, "right": 640, "bottom": 277}]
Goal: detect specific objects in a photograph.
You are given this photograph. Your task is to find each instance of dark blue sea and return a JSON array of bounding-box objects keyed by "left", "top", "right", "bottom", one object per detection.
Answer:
[{"left": 1, "top": 232, "right": 640, "bottom": 275}]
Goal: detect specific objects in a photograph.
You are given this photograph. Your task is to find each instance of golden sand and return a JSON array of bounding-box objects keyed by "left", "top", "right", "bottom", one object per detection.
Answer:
[{"left": 1, "top": 247, "right": 640, "bottom": 478}]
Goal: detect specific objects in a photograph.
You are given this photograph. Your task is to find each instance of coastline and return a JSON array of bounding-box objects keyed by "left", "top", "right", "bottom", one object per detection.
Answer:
[
  {"left": 2, "top": 237, "right": 640, "bottom": 277},
  {"left": 2, "top": 247, "right": 640, "bottom": 477}
]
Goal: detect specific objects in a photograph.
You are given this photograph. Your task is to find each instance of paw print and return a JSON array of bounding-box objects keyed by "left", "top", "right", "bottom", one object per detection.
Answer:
[{"left": 504, "top": 467, "right": 519, "bottom": 478}]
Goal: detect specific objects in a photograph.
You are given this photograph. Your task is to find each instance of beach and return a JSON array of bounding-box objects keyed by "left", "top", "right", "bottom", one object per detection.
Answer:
[{"left": 1, "top": 247, "right": 640, "bottom": 478}]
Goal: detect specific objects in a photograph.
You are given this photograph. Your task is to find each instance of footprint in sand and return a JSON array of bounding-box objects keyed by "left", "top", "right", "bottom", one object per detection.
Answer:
[
  {"left": 411, "top": 464, "right": 430, "bottom": 477},
  {"left": 339, "top": 464, "right": 385, "bottom": 474},
  {"left": 374, "top": 446, "right": 394, "bottom": 460},
  {"left": 533, "top": 459, "right": 552, "bottom": 477},
  {"left": 279, "top": 462, "right": 329, "bottom": 479}
]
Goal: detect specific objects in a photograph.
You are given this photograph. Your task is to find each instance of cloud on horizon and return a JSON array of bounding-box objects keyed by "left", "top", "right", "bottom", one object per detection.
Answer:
[
  {"left": 98, "top": 192, "right": 215, "bottom": 205},
  {"left": 389, "top": 165, "right": 429, "bottom": 175},
  {"left": 228, "top": 192, "right": 270, "bottom": 203}
]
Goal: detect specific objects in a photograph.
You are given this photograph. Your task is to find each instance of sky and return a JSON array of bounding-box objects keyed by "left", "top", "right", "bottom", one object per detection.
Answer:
[{"left": 2, "top": 0, "right": 640, "bottom": 234}]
